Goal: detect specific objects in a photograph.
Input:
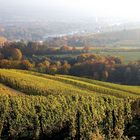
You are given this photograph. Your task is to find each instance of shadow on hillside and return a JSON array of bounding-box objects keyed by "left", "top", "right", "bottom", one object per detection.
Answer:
[{"left": 124, "top": 100, "right": 140, "bottom": 140}]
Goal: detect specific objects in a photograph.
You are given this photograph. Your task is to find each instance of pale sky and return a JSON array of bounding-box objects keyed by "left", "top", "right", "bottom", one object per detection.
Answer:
[{"left": 0, "top": 0, "right": 140, "bottom": 20}]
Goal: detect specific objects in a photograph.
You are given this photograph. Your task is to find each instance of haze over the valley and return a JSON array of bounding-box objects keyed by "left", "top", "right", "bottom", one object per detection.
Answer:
[
  {"left": 0, "top": 0, "right": 140, "bottom": 22},
  {"left": 1, "top": 0, "right": 140, "bottom": 40}
]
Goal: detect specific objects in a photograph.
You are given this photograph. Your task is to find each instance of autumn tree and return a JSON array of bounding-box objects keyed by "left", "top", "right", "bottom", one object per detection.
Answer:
[
  {"left": 11, "top": 48, "right": 22, "bottom": 60},
  {"left": 59, "top": 61, "right": 71, "bottom": 74},
  {"left": 55, "top": 61, "right": 61, "bottom": 68},
  {"left": 37, "top": 60, "right": 50, "bottom": 73},
  {"left": 102, "top": 70, "right": 109, "bottom": 81},
  {"left": 20, "top": 60, "right": 34, "bottom": 70},
  {"left": 60, "top": 45, "right": 71, "bottom": 52},
  {"left": 49, "top": 65, "right": 58, "bottom": 75},
  {"left": 0, "top": 59, "right": 20, "bottom": 69}
]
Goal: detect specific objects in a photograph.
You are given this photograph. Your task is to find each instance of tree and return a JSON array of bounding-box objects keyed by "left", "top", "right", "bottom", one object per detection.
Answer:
[
  {"left": 37, "top": 60, "right": 50, "bottom": 73},
  {"left": 11, "top": 48, "right": 22, "bottom": 60},
  {"left": 93, "top": 72, "right": 100, "bottom": 80},
  {"left": 0, "top": 59, "right": 20, "bottom": 69},
  {"left": 0, "top": 59, "right": 11, "bottom": 68},
  {"left": 60, "top": 45, "right": 71, "bottom": 52},
  {"left": 1, "top": 44, "right": 22, "bottom": 60},
  {"left": 42, "top": 60, "right": 50, "bottom": 68},
  {"left": 59, "top": 61, "right": 71, "bottom": 74},
  {"left": 55, "top": 61, "right": 61, "bottom": 67},
  {"left": 102, "top": 71, "right": 109, "bottom": 81},
  {"left": 20, "top": 60, "right": 33, "bottom": 70},
  {"left": 0, "top": 53, "right": 4, "bottom": 60},
  {"left": 49, "top": 65, "right": 57, "bottom": 75}
]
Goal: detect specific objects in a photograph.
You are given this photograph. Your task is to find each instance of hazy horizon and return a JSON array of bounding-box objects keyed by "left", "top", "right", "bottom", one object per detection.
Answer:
[{"left": 0, "top": 0, "right": 140, "bottom": 22}]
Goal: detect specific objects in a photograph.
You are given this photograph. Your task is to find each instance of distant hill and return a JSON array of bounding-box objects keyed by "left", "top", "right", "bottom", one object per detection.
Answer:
[
  {"left": 49, "top": 28, "right": 140, "bottom": 48},
  {"left": 89, "top": 28, "right": 140, "bottom": 47}
]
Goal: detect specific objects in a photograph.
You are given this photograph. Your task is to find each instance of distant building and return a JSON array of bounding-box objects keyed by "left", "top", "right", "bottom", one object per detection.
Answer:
[{"left": 0, "top": 37, "right": 7, "bottom": 47}]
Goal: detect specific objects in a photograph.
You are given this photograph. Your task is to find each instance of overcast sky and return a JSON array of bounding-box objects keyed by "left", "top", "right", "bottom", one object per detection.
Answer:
[{"left": 0, "top": 0, "right": 140, "bottom": 20}]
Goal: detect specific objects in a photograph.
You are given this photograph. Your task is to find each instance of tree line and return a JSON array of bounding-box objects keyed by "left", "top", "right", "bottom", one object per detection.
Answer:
[{"left": 0, "top": 41, "right": 140, "bottom": 85}]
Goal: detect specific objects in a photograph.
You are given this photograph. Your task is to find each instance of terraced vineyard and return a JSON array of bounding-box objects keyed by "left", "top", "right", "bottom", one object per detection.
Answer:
[
  {"left": 16, "top": 70, "right": 140, "bottom": 98},
  {"left": 0, "top": 69, "right": 140, "bottom": 139},
  {"left": 0, "top": 84, "right": 24, "bottom": 96}
]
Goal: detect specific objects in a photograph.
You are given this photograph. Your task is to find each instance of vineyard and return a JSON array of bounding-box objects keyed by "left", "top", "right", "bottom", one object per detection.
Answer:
[
  {"left": 0, "top": 84, "right": 23, "bottom": 96},
  {"left": 0, "top": 69, "right": 140, "bottom": 139}
]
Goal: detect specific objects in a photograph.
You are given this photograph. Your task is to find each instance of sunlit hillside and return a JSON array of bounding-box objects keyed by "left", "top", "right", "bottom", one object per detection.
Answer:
[{"left": 0, "top": 69, "right": 140, "bottom": 139}]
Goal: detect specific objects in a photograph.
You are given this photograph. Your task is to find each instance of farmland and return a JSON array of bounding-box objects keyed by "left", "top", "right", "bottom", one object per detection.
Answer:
[
  {"left": 92, "top": 47, "right": 140, "bottom": 63},
  {"left": 0, "top": 69, "right": 140, "bottom": 139},
  {"left": 42, "top": 47, "right": 140, "bottom": 63}
]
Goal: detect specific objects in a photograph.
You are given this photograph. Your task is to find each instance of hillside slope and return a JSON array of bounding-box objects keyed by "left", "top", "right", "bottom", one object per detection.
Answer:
[
  {"left": 0, "top": 69, "right": 140, "bottom": 139},
  {"left": 1, "top": 69, "right": 139, "bottom": 98},
  {"left": 66, "top": 28, "right": 140, "bottom": 47},
  {"left": 0, "top": 83, "right": 24, "bottom": 96}
]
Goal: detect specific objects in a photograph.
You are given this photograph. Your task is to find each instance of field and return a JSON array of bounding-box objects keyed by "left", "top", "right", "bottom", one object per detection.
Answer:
[
  {"left": 92, "top": 47, "right": 140, "bottom": 63},
  {"left": 0, "top": 69, "right": 140, "bottom": 139},
  {"left": 42, "top": 47, "right": 140, "bottom": 63},
  {"left": 98, "top": 51, "right": 140, "bottom": 62}
]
